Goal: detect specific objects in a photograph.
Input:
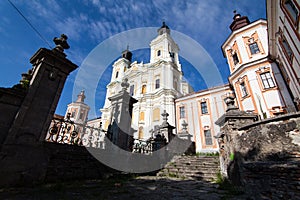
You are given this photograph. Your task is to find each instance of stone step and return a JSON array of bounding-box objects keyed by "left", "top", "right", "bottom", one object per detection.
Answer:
[
  {"left": 158, "top": 169, "right": 218, "bottom": 176},
  {"left": 157, "top": 155, "right": 220, "bottom": 182},
  {"left": 160, "top": 168, "right": 219, "bottom": 174},
  {"left": 165, "top": 163, "right": 219, "bottom": 168},
  {"left": 157, "top": 172, "right": 217, "bottom": 181},
  {"left": 179, "top": 159, "right": 219, "bottom": 163}
]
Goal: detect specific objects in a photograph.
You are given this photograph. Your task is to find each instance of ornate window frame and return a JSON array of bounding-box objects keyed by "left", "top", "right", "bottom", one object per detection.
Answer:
[
  {"left": 256, "top": 67, "right": 277, "bottom": 91},
  {"left": 243, "top": 31, "right": 265, "bottom": 58},
  {"left": 281, "top": 0, "right": 300, "bottom": 29}
]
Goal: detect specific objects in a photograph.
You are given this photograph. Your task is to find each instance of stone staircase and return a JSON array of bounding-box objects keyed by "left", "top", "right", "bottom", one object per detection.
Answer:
[{"left": 157, "top": 155, "right": 220, "bottom": 182}]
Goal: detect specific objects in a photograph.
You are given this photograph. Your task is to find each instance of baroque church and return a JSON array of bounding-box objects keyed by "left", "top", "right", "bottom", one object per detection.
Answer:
[
  {"left": 61, "top": 6, "right": 299, "bottom": 153},
  {"left": 100, "top": 22, "right": 193, "bottom": 142}
]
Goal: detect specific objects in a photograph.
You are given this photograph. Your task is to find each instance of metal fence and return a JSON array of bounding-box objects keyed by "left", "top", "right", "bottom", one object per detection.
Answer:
[
  {"left": 46, "top": 115, "right": 168, "bottom": 153},
  {"left": 46, "top": 115, "right": 105, "bottom": 149}
]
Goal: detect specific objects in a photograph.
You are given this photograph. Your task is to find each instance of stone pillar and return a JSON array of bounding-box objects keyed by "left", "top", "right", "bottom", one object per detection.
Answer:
[
  {"left": 5, "top": 34, "right": 77, "bottom": 144},
  {"left": 159, "top": 110, "right": 175, "bottom": 142},
  {"left": 0, "top": 34, "right": 78, "bottom": 187},
  {"left": 177, "top": 120, "right": 192, "bottom": 141},
  {"left": 107, "top": 78, "right": 137, "bottom": 151},
  {"left": 215, "top": 94, "right": 258, "bottom": 181}
]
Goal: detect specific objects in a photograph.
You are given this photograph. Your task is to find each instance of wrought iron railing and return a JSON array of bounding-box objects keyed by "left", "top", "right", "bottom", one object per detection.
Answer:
[
  {"left": 133, "top": 134, "right": 167, "bottom": 154},
  {"left": 46, "top": 114, "right": 106, "bottom": 149},
  {"left": 47, "top": 114, "right": 168, "bottom": 153},
  {"left": 133, "top": 138, "right": 154, "bottom": 154}
]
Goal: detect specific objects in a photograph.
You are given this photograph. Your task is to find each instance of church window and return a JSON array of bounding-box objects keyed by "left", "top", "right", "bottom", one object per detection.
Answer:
[
  {"left": 130, "top": 85, "right": 135, "bottom": 96},
  {"left": 179, "top": 106, "right": 185, "bottom": 118},
  {"left": 141, "top": 85, "right": 147, "bottom": 94},
  {"left": 204, "top": 129, "right": 213, "bottom": 145},
  {"left": 115, "top": 71, "right": 119, "bottom": 78},
  {"left": 280, "top": 36, "right": 293, "bottom": 63},
  {"left": 173, "top": 79, "right": 178, "bottom": 90},
  {"left": 201, "top": 102, "right": 208, "bottom": 114},
  {"left": 240, "top": 82, "right": 248, "bottom": 97},
  {"left": 153, "top": 108, "right": 160, "bottom": 121},
  {"left": 283, "top": 0, "right": 299, "bottom": 24},
  {"left": 157, "top": 50, "right": 161, "bottom": 56},
  {"left": 260, "top": 72, "right": 276, "bottom": 89},
  {"left": 155, "top": 79, "right": 160, "bottom": 89},
  {"left": 139, "top": 112, "right": 145, "bottom": 121},
  {"left": 232, "top": 53, "right": 239, "bottom": 65},
  {"left": 249, "top": 42, "right": 260, "bottom": 55},
  {"left": 79, "top": 111, "right": 85, "bottom": 120},
  {"left": 138, "top": 127, "right": 144, "bottom": 139}
]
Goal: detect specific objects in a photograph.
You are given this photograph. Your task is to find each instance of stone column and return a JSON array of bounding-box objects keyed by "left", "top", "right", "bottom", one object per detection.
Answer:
[
  {"left": 215, "top": 94, "right": 258, "bottom": 181},
  {"left": 177, "top": 120, "right": 192, "bottom": 141},
  {"left": 5, "top": 34, "right": 78, "bottom": 144},
  {"left": 159, "top": 110, "right": 175, "bottom": 142},
  {"left": 0, "top": 34, "right": 78, "bottom": 187},
  {"left": 107, "top": 78, "right": 138, "bottom": 151}
]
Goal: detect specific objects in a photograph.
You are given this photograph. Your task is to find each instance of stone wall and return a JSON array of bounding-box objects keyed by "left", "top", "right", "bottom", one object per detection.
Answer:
[
  {"left": 44, "top": 143, "right": 116, "bottom": 183},
  {"left": 0, "top": 88, "right": 25, "bottom": 145},
  {"left": 0, "top": 142, "right": 117, "bottom": 187},
  {"left": 218, "top": 113, "right": 300, "bottom": 198}
]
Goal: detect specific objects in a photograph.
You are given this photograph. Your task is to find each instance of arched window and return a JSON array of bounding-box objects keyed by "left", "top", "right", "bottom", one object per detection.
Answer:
[
  {"left": 142, "top": 85, "right": 147, "bottom": 94},
  {"left": 139, "top": 111, "right": 145, "bottom": 121},
  {"left": 157, "top": 50, "right": 161, "bottom": 56},
  {"left": 153, "top": 108, "right": 160, "bottom": 121},
  {"left": 130, "top": 85, "right": 134, "bottom": 96},
  {"left": 115, "top": 71, "right": 119, "bottom": 78},
  {"left": 155, "top": 79, "right": 160, "bottom": 89},
  {"left": 138, "top": 127, "right": 144, "bottom": 139}
]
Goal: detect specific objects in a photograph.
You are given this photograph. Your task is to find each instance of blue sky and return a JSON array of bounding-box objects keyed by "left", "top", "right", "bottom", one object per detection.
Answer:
[{"left": 0, "top": 0, "right": 266, "bottom": 119}]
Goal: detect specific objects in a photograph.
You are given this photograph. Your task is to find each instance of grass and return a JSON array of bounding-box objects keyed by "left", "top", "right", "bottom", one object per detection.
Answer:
[
  {"left": 214, "top": 171, "right": 244, "bottom": 198},
  {"left": 195, "top": 152, "right": 220, "bottom": 156},
  {"left": 168, "top": 172, "right": 178, "bottom": 178}
]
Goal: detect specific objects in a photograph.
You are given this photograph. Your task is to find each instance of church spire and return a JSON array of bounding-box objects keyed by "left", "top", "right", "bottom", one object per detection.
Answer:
[
  {"left": 76, "top": 90, "right": 86, "bottom": 103},
  {"left": 121, "top": 45, "right": 132, "bottom": 62},
  {"left": 229, "top": 10, "right": 250, "bottom": 31},
  {"left": 158, "top": 21, "right": 170, "bottom": 35}
]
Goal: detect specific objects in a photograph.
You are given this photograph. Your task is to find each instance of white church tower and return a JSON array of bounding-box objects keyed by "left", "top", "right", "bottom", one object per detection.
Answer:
[
  {"left": 100, "top": 22, "right": 193, "bottom": 142},
  {"left": 66, "top": 90, "right": 90, "bottom": 124}
]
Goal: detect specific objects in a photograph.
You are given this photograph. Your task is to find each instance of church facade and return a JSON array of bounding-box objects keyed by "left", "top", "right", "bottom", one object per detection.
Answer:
[
  {"left": 100, "top": 22, "right": 193, "bottom": 142},
  {"left": 59, "top": 5, "right": 299, "bottom": 153}
]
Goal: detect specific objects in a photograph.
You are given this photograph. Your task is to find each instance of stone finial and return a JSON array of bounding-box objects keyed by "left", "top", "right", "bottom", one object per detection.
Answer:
[
  {"left": 224, "top": 93, "right": 238, "bottom": 112},
  {"left": 181, "top": 120, "right": 188, "bottom": 132},
  {"left": 162, "top": 110, "right": 169, "bottom": 122},
  {"left": 53, "top": 34, "right": 70, "bottom": 52},
  {"left": 121, "top": 78, "right": 129, "bottom": 91},
  {"left": 13, "top": 69, "right": 33, "bottom": 90}
]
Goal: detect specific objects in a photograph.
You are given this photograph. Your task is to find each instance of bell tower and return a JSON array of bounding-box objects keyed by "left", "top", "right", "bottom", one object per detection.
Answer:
[
  {"left": 66, "top": 90, "right": 90, "bottom": 124},
  {"left": 150, "top": 22, "right": 181, "bottom": 71}
]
